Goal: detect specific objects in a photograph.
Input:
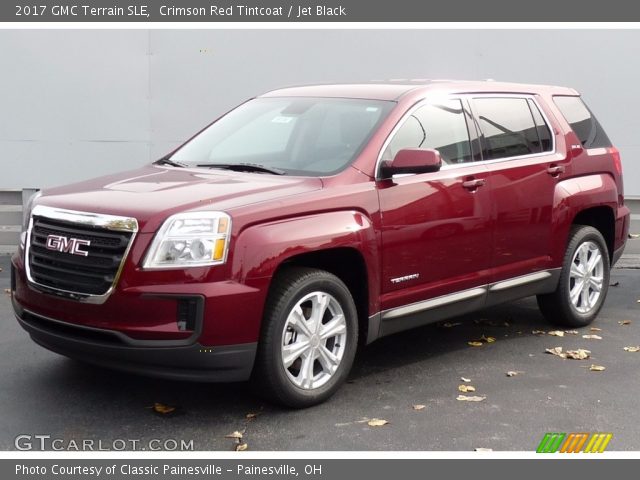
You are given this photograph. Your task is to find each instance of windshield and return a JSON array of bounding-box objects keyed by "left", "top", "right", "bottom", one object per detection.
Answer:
[{"left": 170, "top": 97, "right": 394, "bottom": 176}]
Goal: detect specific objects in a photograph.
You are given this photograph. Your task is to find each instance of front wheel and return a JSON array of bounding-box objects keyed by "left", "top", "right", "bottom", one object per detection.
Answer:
[
  {"left": 252, "top": 267, "right": 358, "bottom": 408},
  {"left": 537, "top": 225, "right": 610, "bottom": 327}
]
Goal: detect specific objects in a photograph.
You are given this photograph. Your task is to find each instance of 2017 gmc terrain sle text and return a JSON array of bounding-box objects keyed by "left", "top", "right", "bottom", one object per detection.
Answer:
[{"left": 10, "top": 81, "right": 630, "bottom": 407}]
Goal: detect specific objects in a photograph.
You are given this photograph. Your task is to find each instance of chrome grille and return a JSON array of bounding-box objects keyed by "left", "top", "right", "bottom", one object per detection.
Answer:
[{"left": 26, "top": 206, "right": 138, "bottom": 302}]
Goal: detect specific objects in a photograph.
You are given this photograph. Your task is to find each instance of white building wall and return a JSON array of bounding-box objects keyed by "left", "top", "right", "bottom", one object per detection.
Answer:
[{"left": 1, "top": 29, "right": 638, "bottom": 196}]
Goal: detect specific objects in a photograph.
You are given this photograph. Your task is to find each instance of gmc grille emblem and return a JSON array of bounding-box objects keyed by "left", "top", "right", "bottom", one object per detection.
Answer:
[{"left": 45, "top": 234, "right": 91, "bottom": 257}]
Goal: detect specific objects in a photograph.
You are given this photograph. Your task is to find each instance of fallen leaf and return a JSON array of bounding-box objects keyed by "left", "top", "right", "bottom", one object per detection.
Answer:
[
  {"left": 457, "top": 395, "right": 486, "bottom": 402},
  {"left": 590, "top": 365, "right": 606, "bottom": 371},
  {"left": 582, "top": 334, "right": 602, "bottom": 340},
  {"left": 245, "top": 413, "right": 258, "bottom": 420},
  {"left": 623, "top": 346, "right": 640, "bottom": 352},
  {"left": 474, "top": 448, "right": 493, "bottom": 452},
  {"left": 618, "top": 320, "right": 631, "bottom": 326},
  {"left": 545, "top": 346, "right": 566, "bottom": 358},
  {"left": 469, "top": 335, "right": 495, "bottom": 346},
  {"left": 629, "top": 233, "right": 640, "bottom": 239},
  {"left": 610, "top": 281, "right": 620, "bottom": 287},
  {"left": 506, "top": 371, "right": 523, "bottom": 377},
  {"left": 442, "top": 322, "right": 462, "bottom": 328},
  {"left": 225, "top": 431, "right": 244, "bottom": 439},
  {"left": 545, "top": 347, "right": 590, "bottom": 360},
  {"left": 532, "top": 330, "right": 546, "bottom": 335},
  {"left": 460, "top": 377, "right": 471, "bottom": 383},
  {"left": 235, "top": 443, "right": 248, "bottom": 451},
  {"left": 565, "top": 330, "right": 579, "bottom": 335},
  {"left": 412, "top": 404, "right": 426, "bottom": 411},
  {"left": 458, "top": 385, "right": 476, "bottom": 393},
  {"left": 590, "top": 327, "right": 602, "bottom": 332},
  {"left": 565, "top": 349, "right": 591, "bottom": 360},
  {"left": 151, "top": 403, "right": 176, "bottom": 415},
  {"left": 368, "top": 418, "right": 389, "bottom": 427},
  {"left": 548, "top": 330, "right": 565, "bottom": 337}
]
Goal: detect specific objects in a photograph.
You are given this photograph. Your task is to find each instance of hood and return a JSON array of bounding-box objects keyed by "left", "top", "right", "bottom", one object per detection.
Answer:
[{"left": 37, "top": 165, "right": 323, "bottom": 232}]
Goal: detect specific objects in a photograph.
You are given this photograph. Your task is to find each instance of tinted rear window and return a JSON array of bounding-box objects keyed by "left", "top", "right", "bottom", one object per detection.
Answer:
[
  {"left": 553, "top": 96, "right": 611, "bottom": 148},
  {"left": 474, "top": 97, "right": 552, "bottom": 160}
]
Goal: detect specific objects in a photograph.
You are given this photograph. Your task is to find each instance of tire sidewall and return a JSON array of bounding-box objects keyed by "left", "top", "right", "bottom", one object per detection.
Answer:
[
  {"left": 266, "top": 274, "right": 358, "bottom": 406},
  {"left": 563, "top": 228, "right": 610, "bottom": 324}
]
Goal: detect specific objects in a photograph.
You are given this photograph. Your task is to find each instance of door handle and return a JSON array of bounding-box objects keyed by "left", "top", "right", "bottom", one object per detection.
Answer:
[
  {"left": 462, "top": 178, "right": 486, "bottom": 191},
  {"left": 547, "top": 165, "right": 565, "bottom": 176}
]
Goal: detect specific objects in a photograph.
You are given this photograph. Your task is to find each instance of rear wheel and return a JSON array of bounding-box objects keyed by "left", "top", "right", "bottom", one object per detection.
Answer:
[
  {"left": 537, "top": 225, "right": 610, "bottom": 327},
  {"left": 252, "top": 267, "right": 358, "bottom": 408}
]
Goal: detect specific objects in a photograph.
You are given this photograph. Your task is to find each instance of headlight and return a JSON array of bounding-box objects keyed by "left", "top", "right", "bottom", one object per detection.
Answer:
[
  {"left": 20, "top": 190, "right": 41, "bottom": 248},
  {"left": 143, "top": 211, "right": 232, "bottom": 269}
]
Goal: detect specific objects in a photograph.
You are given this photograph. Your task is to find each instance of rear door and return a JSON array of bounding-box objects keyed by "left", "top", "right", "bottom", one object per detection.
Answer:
[
  {"left": 377, "top": 98, "right": 493, "bottom": 332},
  {"left": 468, "top": 95, "right": 565, "bottom": 283}
]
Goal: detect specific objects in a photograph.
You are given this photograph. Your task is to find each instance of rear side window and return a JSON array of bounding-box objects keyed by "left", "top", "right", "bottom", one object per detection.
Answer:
[
  {"left": 474, "top": 97, "right": 552, "bottom": 160},
  {"left": 553, "top": 96, "right": 611, "bottom": 148}
]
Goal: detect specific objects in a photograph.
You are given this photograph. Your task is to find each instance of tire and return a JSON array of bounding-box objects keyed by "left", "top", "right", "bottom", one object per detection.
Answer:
[
  {"left": 537, "top": 225, "right": 610, "bottom": 328},
  {"left": 251, "top": 267, "right": 358, "bottom": 408}
]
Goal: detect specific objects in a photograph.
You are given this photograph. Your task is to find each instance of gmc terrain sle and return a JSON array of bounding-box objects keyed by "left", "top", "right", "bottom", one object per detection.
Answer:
[{"left": 11, "top": 81, "right": 630, "bottom": 407}]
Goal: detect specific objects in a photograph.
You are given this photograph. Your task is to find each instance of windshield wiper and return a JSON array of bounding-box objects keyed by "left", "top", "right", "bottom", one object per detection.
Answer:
[
  {"left": 154, "top": 157, "right": 187, "bottom": 168},
  {"left": 196, "top": 163, "right": 286, "bottom": 175}
]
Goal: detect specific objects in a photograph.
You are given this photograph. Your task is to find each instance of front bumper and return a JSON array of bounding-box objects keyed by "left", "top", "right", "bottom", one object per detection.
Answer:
[{"left": 12, "top": 295, "right": 256, "bottom": 382}]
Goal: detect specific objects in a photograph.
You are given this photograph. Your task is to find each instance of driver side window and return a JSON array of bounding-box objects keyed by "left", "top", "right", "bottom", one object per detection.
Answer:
[{"left": 382, "top": 99, "right": 472, "bottom": 165}]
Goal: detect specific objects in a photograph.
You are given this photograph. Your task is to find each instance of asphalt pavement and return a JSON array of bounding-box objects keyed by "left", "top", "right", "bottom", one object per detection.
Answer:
[{"left": 1, "top": 248, "right": 639, "bottom": 451}]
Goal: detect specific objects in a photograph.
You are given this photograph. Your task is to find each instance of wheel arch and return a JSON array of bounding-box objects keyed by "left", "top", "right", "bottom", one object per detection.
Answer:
[
  {"left": 552, "top": 173, "right": 618, "bottom": 264},
  {"left": 571, "top": 206, "right": 615, "bottom": 262},
  {"left": 270, "top": 247, "right": 371, "bottom": 346},
  {"left": 231, "top": 210, "right": 380, "bottom": 344}
]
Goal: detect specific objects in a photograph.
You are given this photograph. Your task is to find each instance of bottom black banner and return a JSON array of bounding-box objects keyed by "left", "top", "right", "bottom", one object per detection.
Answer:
[{"left": 3, "top": 459, "right": 638, "bottom": 480}]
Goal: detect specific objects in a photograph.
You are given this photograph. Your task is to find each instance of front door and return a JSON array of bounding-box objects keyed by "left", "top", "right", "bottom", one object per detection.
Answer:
[{"left": 377, "top": 98, "right": 493, "bottom": 334}]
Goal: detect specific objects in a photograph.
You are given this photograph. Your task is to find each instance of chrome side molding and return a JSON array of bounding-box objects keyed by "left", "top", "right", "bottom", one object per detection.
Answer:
[
  {"left": 381, "top": 269, "right": 558, "bottom": 321},
  {"left": 382, "top": 287, "right": 486, "bottom": 320},
  {"left": 489, "top": 271, "right": 552, "bottom": 292}
]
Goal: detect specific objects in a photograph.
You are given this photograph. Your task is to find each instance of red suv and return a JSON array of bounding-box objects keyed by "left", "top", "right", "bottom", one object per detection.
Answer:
[{"left": 10, "top": 81, "right": 630, "bottom": 407}]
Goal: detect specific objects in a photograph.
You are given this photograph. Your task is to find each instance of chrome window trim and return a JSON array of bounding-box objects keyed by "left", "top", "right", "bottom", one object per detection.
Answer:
[
  {"left": 25, "top": 205, "right": 139, "bottom": 304},
  {"left": 375, "top": 93, "right": 557, "bottom": 179}
]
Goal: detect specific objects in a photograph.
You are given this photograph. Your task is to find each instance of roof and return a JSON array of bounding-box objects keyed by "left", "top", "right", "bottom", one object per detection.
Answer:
[{"left": 260, "top": 80, "right": 578, "bottom": 101}]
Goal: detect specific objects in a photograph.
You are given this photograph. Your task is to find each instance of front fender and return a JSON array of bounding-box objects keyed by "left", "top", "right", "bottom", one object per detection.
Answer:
[
  {"left": 551, "top": 173, "right": 618, "bottom": 264},
  {"left": 232, "top": 210, "right": 378, "bottom": 279},
  {"left": 231, "top": 209, "right": 379, "bottom": 308}
]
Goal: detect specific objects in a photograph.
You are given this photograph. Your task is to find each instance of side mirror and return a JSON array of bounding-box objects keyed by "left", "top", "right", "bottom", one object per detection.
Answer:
[{"left": 381, "top": 148, "right": 442, "bottom": 178}]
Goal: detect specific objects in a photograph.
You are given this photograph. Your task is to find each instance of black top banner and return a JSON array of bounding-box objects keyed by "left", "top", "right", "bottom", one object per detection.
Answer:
[{"left": 3, "top": 0, "right": 640, "bottom": 22}]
